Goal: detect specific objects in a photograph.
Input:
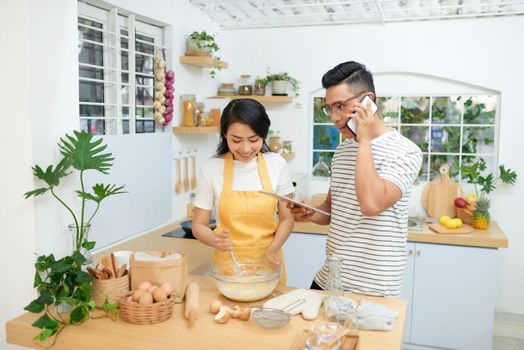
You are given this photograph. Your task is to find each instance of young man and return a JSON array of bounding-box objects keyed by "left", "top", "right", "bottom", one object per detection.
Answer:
[{"left": 290, "top": 61, "right": 422, "bottom": 297}]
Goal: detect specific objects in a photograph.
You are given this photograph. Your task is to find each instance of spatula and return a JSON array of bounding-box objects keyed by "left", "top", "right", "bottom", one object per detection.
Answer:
[
  {"left": 191, "top": 155, "right": 197, "bottom": 190},
  {"left": 175, "top": 159, "right": 182, "bottom": 194},
  {"left": 184, "top": 157, "right": 190, "bottom": 191}
]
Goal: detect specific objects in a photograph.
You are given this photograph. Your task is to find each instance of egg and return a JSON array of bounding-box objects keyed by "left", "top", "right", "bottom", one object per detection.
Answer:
[
  {"left": 160, "top": 282, "right": 173, "bottom": 296},
  {"left": 209, "top": 299, "right": 222, "bottom": 314},
  {"left": 132, "top": 289, "right": 146, "bottom": 301},
  {"left": 138, "top": 292, "right": 153, "bottom": 304},
  {"left": 126, "top": 296, "right": 134, "bottom": 303},
  {"left": 138, "top": 281, "right": 152, "bottom": 291},
  {"left": 152, "top": 288, "right": 167, "bottom": 302},
  {"left": 147, "top": 285, "right": 158, "bottom": 294}
]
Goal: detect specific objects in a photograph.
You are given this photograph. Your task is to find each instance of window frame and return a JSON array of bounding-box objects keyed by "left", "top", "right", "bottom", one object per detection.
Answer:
[
  {"left": 309, "top": 90, "right": 501, "bottom": 182},
  {"left": 78, "top": 2, "right": 167, "bottom": 135}
]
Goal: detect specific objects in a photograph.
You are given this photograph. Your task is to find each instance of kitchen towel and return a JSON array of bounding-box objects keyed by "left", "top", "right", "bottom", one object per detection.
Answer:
[{"left": 356, "top": 299, "right": 399, "bottom": 331}]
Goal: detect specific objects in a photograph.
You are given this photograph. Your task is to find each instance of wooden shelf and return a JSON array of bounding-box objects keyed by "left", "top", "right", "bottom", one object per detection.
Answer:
[
  {"left": 208, "top": 95, "right": 293, "bottom": 103},
  {"left": 179, "top": 56, "right": 228, "bottom": 68},
  {"left": 172, "top": 126, "right": 219, "bottom": 134}
]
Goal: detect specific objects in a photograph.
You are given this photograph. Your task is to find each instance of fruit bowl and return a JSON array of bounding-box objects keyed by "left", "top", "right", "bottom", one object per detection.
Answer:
[{"left": 211, "top": 260, "right": 280, "bottom": 302}]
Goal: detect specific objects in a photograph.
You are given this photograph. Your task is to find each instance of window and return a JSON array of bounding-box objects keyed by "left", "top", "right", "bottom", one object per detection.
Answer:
[
  {"left": 311, "top": 93, "right": 498, "bottom": 181},
  {"left": 78, "top": 2, "right": 166, "bottom": 135}
]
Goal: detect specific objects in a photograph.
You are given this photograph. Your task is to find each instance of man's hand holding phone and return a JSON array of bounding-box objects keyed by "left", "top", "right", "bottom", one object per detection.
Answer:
[{"left": 346, "top": 95, "right": 377, "bottom": 141}]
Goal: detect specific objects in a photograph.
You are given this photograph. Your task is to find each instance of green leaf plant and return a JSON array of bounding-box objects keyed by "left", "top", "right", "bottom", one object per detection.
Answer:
[
  {"left": 189, "top": 30, "right": 222, "bottom": 78},
  {"left": 460, "top": 157, "right": 518, "bottom": 196},
  {"left": 23, "top": 130, "right": 125, "bottom": 344}
]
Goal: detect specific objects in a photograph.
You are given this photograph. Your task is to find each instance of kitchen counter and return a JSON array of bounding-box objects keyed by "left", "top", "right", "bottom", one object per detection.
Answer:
[
  {"left": 294, "top": 221, "right": 508, "bottom": 249},
  {"left": 6, "top": 275, "right": 406, "bottom": 350}
]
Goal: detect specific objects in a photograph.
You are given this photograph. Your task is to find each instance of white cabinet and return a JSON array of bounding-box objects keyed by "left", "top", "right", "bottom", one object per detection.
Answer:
[
  {"left": 283, "top": 232, "right": 327, "bottom": 288},
  {"left": 402, "top": 242, "right": 499, "bottom": 350}
]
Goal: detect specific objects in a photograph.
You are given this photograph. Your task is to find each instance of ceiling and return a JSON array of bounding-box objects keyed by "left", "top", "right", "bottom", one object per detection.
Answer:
[{"left": 189, "top": 0, "right": 524, "bottom": 29}]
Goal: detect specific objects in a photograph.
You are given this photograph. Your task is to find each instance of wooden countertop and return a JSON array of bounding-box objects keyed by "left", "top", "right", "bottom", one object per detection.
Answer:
[
  {"left": 6, "top": 275, "right": 406, "bottom": 350},
  {"left": 294, "top": 221, "right": 508, "bottom": 249}
]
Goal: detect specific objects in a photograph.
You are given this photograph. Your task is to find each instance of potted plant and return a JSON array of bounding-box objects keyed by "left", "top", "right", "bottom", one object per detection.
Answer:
[
  {"left": 186, "top": 30, "right": 222, "bottom": 78},
  {"left": 23, "top": 130, "right": 125, "bottom": 344},
  {"left": 261, "top": 69, "right": 300, "bottom": 97},
  {"left": 458, "top": 158, "right": 517, "bottom": 229}
]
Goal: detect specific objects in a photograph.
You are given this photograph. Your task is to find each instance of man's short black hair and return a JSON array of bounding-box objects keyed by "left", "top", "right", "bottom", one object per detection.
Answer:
[{"left": 322, "top": 61, "right": 375, "bottom": 99}]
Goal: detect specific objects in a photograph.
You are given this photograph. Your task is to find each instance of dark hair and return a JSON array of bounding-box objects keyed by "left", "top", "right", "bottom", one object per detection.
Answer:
[
  {"left": 216, "top": 99, "right": 271, "bottom": 156},
  {"left": 321, "top": 61, "right": 376, "bottom": 101}
]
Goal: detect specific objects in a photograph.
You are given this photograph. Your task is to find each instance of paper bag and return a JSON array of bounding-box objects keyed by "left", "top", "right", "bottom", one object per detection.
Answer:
[{"left": 130, "top": 251, "right": 188, "bottom": 303}]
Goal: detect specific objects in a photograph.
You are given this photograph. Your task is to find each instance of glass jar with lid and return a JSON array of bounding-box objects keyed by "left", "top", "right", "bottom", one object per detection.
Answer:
[
  {"left": 237, "top": 75, "right": 253, "bottom": 96},
  {"left": 254, "top": 77, "right": 266, "bottom": 96},
  {"left": 282, "top": 140, "right": 293, "bottom": 154},
  {"left": 180, "top": 94, "right": 196, "bottom": 127}
]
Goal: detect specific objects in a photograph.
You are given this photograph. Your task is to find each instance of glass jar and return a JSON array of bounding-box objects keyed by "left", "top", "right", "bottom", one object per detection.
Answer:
[
  {"left": 180, "top": 94, "right": 196, "bottom": 127},
  {"left": 254, "top": 77, "right": 266, "bottom": 96},
  {"left": 268, "top": 136, "right": 282, "bottom": 153},
  {"left": 68, "top": 224, "right": 93, "bottom": 265},
  {"left": 237, "top": 74, "right": 253, "bottom": 96},
  {"left": 282, "top": 140, "right": 293, "bottom": 154},
  {"left": 324, "top": 255, "right": 344, "bottom": 323},
  {"left": 312, "top": 155, "right": 331, "bottom": 177}
]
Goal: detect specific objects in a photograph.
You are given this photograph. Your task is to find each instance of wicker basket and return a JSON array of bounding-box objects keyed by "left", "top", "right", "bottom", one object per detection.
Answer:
[
  {"left": 119, "top": 293, "right": 176, "bottom": 325},
  {"left": 92, "top": 275, "right": 130, "bottom": 308},
  {"left": 456, "top": 208, "right": 473, "bottom": 225}
]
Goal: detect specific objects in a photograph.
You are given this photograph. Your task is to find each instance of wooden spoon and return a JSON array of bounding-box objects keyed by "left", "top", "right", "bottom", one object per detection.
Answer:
[
  {"left": 184, "top": 157, "right": 190, "bottom": 191},
  {"left": 191, "top": 155, "right": 197, "bottom": 190},
  {"left": 176, "top": 159, "right": 182, "bottom": 194}
]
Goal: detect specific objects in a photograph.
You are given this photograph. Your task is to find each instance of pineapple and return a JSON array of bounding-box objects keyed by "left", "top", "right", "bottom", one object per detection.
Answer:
[{"left": 473, "top": 196, "right": 491, "bottom": 229}]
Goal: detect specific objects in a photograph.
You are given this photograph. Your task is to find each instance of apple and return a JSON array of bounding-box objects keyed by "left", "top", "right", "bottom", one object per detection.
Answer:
[
  {"left": 466, "top": 193, "right": 478, "bottom": 205},
  {"left": 454, "top": 197, "right": 467, "bottom": 209}
]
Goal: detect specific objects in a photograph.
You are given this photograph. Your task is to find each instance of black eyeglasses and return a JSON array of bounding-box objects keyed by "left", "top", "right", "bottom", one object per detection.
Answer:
[{"left": 323, "top": 91, "right": 368, "bottom": 117}]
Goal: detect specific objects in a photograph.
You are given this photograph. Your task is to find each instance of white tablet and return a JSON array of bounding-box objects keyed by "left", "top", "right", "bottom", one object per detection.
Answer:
[{"left": 258, "top": 191, "right": 331, "bottom": 216}]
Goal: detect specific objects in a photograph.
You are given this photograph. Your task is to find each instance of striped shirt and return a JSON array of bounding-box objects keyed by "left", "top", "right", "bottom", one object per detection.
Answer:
[{"left": 314, "top": 130, "right": 422, "bottom": 297}]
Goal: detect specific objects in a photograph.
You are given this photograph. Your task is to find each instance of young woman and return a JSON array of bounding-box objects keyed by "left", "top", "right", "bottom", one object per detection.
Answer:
[{"left": 192, "top": 99, "right": 294, "bottom": 284}]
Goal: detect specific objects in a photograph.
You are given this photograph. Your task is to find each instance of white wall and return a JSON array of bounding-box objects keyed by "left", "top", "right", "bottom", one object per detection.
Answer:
[
  {"left": 218, "top": 17, "right": 524, "bottom": 314},
  {"left": 0, "top": 1, "right": 36, "bottom": 348}
]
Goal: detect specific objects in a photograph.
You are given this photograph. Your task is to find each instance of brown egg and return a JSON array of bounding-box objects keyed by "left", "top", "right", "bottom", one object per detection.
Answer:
[
  {"left": 147, "top": 285, "right": 158, "bottom": 294},
  {"left": 160, "top": 282, "right": 173, "bottom": 296},
  {"left": 152, "top": 288, "right": 167, "bottom": 302},
  {"left": 138, "top": 281, "right": 152, "bottom": 291},
  {"left": 132, "top": 289, "right": 146, "bottom": 301},
  {"left": 209, "top": 299, "right": 222, "bottom": 314},
  {"left": 138, "top": 292, "right": 153, "bottom": 304}
]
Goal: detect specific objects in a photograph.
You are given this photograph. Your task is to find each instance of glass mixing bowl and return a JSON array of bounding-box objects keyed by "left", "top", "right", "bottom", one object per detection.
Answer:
[{"left": 211, "top": 260, "right": 280, "bottom": 302}]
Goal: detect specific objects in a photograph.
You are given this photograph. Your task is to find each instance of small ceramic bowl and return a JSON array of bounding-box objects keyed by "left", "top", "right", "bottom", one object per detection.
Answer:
[{"left": 252, "top": 308, "right": 291, "bottom": 329}]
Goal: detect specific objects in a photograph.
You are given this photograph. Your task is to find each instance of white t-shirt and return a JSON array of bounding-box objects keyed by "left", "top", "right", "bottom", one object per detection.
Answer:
[
  {"left": 314, "top": 130, "right": 422, "bottom": 297},
  {"left": 193, "top": 152, "right": 295, "bottom": 224}
]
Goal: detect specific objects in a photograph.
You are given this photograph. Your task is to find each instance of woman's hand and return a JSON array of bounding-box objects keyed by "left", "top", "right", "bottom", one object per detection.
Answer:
[
  {"left": 214, "top": 228, "right": 234, "bottom": 252},
  {"left": 265, "top": 246, "right": 281, "bottom": 269}
]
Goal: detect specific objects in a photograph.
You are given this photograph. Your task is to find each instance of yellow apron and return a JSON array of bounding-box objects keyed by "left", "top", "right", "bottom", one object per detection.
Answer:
[{"left": 212, "top": 152, "right": 286, "bottom": 285}]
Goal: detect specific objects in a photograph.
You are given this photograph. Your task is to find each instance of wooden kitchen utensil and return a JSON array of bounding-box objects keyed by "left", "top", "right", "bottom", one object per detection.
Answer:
[
  {"left": 429, "top": 223, "right": 475, "bottom": 234},
  {"left": 176, "top": 159, "right": 182, "bottom": 194},
  {"left": 422, "top": 164, "right": 464, "bottom": 219},
  {"left": 184, "top": 157, "right": 190, "bottom": 191},
  {"left": 191, "top": 155, "right": 197, "bottom": 190}
]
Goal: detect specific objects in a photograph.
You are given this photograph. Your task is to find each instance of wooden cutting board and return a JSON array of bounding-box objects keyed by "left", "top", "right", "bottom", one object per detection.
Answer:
[
  {"left": 422, "top": 164, "right": 464, "bottom": 218},
  {"left": 429, "top": 223, "right": 475, "bottom": 234}
]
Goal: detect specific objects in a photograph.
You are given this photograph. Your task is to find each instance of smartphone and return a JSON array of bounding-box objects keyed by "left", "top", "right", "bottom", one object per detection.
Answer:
[{"left": 346, "top": 95, "right": 378, "bottom": 135}]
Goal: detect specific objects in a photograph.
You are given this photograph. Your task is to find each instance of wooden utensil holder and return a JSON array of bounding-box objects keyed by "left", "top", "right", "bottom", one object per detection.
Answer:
[{"left": 92, "top": 275, "right": 130, "bottom": 308}]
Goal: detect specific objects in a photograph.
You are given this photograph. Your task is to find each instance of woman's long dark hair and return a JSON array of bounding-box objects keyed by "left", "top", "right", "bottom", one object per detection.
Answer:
[{"left": 215, "top": 99, "right": 271, "bottom": 156}]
